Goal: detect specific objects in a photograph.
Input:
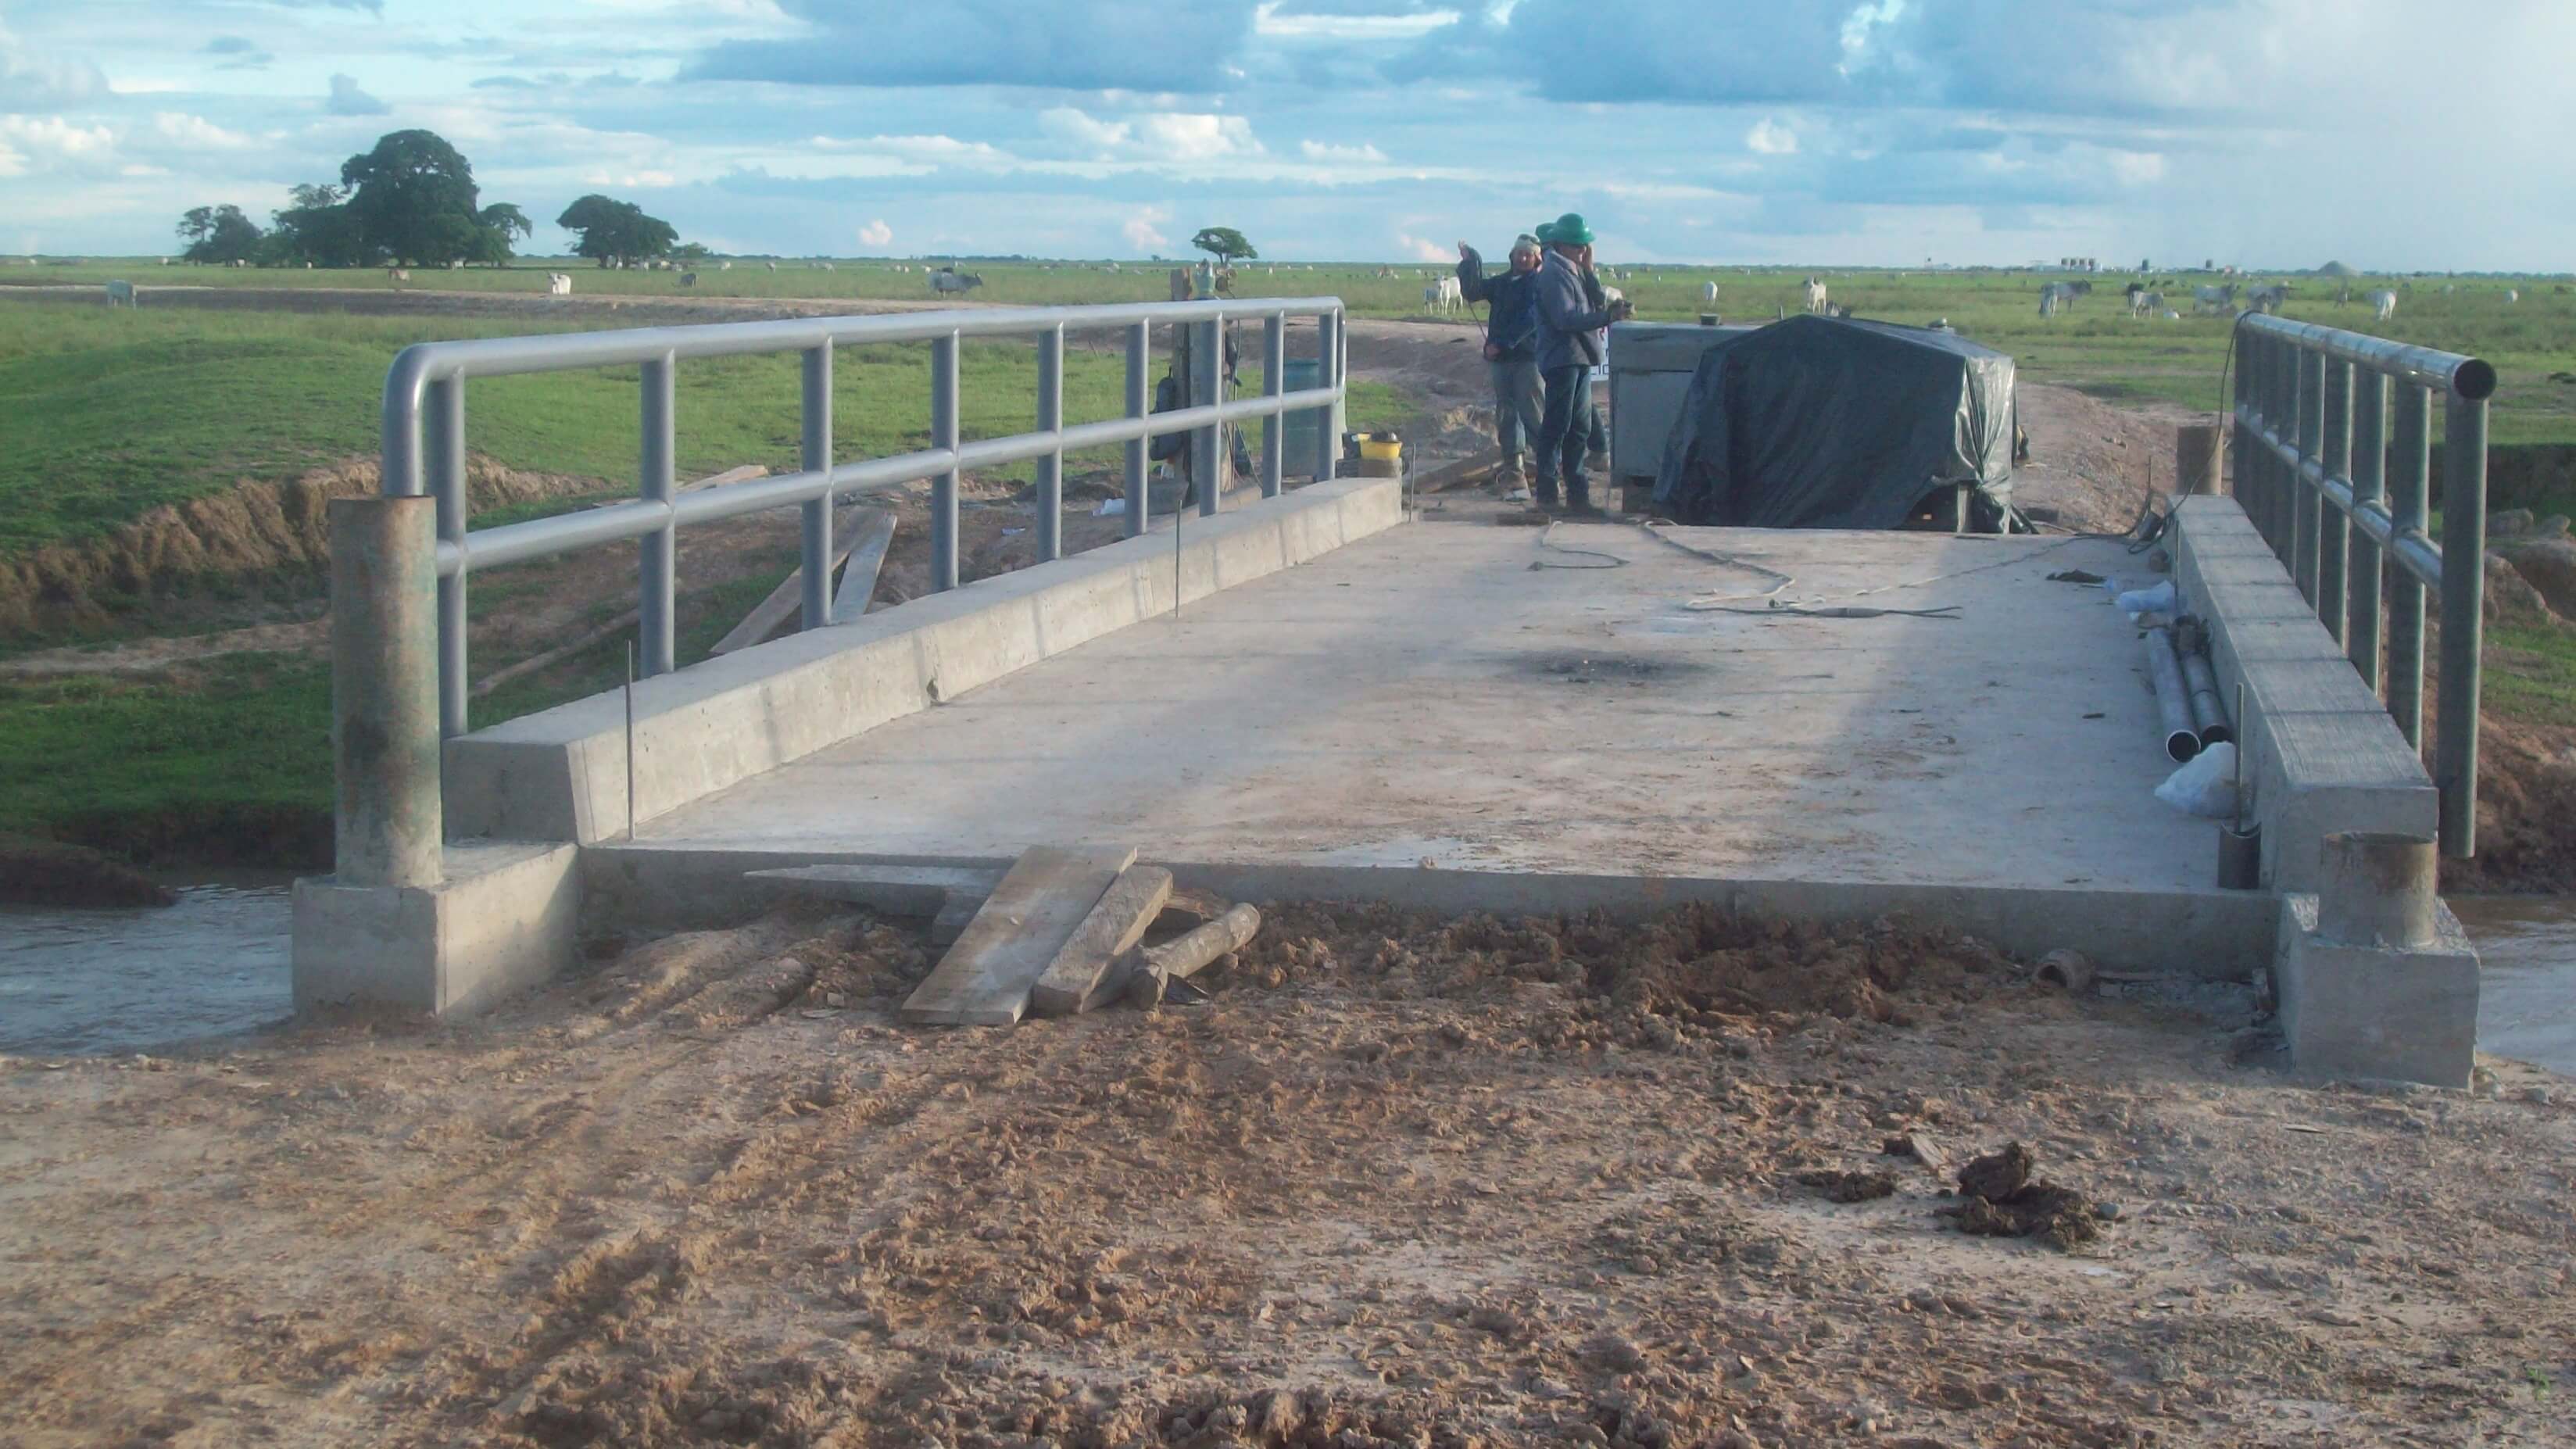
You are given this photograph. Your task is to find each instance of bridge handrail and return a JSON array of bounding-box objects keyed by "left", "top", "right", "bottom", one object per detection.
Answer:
[
  {"left": 2227, "top": 311, "right": 2489, "bottom": 856},
  {"left": 380, "top": 298, "right": 1348, "bottom": 737}
]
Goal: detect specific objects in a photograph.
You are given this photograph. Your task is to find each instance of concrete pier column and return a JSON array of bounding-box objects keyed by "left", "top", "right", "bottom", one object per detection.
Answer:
[
  {"left": 2177, "top": 423, "right": 2223, "bottom": 496},
  {"left": 328, "top": 495, "right": 442, "bottom": 889},
  {"left": 2317, "top": 831, "right": 2437, "bottom": 948}
]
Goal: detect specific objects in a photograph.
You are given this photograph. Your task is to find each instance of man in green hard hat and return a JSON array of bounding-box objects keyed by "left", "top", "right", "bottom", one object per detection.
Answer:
[{"left": 1530, "top": 211, "right": 1631, "bottom": 514}]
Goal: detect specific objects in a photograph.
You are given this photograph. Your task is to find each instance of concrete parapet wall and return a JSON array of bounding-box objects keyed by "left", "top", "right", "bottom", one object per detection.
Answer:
[
  {"left": 580, "top": 844, "right": 2280, "bottom": 983},
  {"left": 445, "top": 477, "right": 1407, "bottom": 845},
  {"left": 2169, "top": 498, "right": 2436, "bottom": 893}
]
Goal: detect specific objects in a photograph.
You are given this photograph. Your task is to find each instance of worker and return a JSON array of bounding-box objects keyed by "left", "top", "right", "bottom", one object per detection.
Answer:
[
  {"left": 1530, "top": 212, "right": 1631, "bottom": 515},
  {"left": 1455, "top": 234, "right": 1545, "bottom": 496}
]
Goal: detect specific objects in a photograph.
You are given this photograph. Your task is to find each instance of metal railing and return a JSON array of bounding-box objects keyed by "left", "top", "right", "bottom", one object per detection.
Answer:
[
  {"left": 380, "top": 299, "right": 1348, "bottom": 737},
  {"left": 2227, "top": 313, "right": 2497, "bottom": 857}
]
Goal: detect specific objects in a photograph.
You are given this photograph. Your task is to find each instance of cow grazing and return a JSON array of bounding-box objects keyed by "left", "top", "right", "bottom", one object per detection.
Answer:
[
  {"left": 1802, "top": 277, "right": 1827, "bottom": 313},
  {"left": 767, "top": 261, "right": 778, "bottom": 272},
  {"left": 2130, "top": 290, "right": 2166, "bottom": 318},
  {"left": 717, "top": 260, "right": 732, "bottom": 271},
  {"left": 1423, "top": 276, "right": 1462, "bottom": 313},
  {"left": 546, "top": 273, "right": 572, "bottom": 296},
  {"left": 1703, "top": 281, "right": 1720, "bottom": 305},
  {"left": 2191, "top": 283, "right": 2238, "bottom": 315},
  {"left": 678, "top": 272, "right": 697, "bottom": 287},
  {"left": 929, "top": 269, "right": 984, "bottom": 296},
  {"left": 387, "top": 267, "right": 410, "bottom": 282},
  {"left": 104, "top": 280, "right": 135, "bottom": 307},
  {"left": 2038, "top": 281, "right": 2082, "bottom": 316},
  {"left": 2506, "top": 288, "right": 2520, "bottom": 304},
  {"left": 2245, "top": 284, "right": 2290, "bottom": 315},
  {"left": 2368, "top": 289, "right": 2397, "bottom": 322}
]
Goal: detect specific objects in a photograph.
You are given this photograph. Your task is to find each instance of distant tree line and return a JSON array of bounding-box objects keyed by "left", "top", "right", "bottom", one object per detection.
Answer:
[{"left": 174, "top": 128, "right": 679, "bottom": 270}]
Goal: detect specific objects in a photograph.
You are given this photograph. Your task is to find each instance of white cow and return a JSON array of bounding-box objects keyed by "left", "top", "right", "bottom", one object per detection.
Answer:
[
  {"left": 718, "top": 260, "right": 732, "bottom": 271},
  {"left": 1702, "top": 281, "right": 1720, "bottom": 305},
  {"left": 104, "top": 280, "right": 135, "bottom": 307},
  {"left": 2191, "top": 283, "right": 2238, "bottom": 315},
  {"left": 387, "top": 267, "right": 410, "bottom": 282},
  {"left": 821, "top": 261, "right": 835, "bottom": 271},
  {"left": 1802, "top": 277, "right": 1827, "bottom": 313},
  {"left": 546, "top": 273, "right": 572, "bottom": 296},
  {"left": 2245, "top": 284, "right": 2290, "bottom": 315},
  {"left": 767, "top": 261, "right": 778, "bottom": 272},
  {"left": 1422, "top": 275, "right": 1462, "bottom": 313},
  {"left": 2038, "top": 282, "right": 2080, "bottom": 316},
  {"left": 2368, "top": 289, "right": 2397, "bottom": 322},
  {"left": 2130, "top": 290, "right": 2166, "bottom": 318},
  {"left": 2506, "top": 288, "right": 2520, "bottom": 303}
]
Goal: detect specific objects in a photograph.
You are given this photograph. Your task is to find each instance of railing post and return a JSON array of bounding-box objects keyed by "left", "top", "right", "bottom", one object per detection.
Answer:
[
  {"left": 330, "top": 495, "right": 442, "bottom": 889},
  {"left": 2317, "top": 357, "right": 2352, "bottom": 643},
  {"left": 424, "top": 373, "right": 468, "bottom": 737},
  {"left": 931, "top": 331, "right": 960, "bottom": 592},
  {"left": 2388, "top": 384, "right": 2431, "bottom": 746},
  {"left": 639, "top": 352, "right": 677, "bottom": 677},
  {"left": 1313, "top": 309, "right": 1340, "bottom": 482},
  {"left": 1123, "top": 321, "right": 1149, "bottom": 537},
  {"left": 2348, "top": 371, "right": 2387, "bottom": 690},
  {"left": 1036, "top": 324, "right": 1064, "bottom": 560},
  {"left": 1192, "top": 315, "right": 1222, "bottom": 517},
  {"left": 800, "top": 344, "right": 833, "bottom": 628},
  {"left": 2436, "top": 392, "right": 2486, "bottom": 859},
  {"left": 1261, "top": 313, "right": 1285, "bottom": 498},
  {"left": 2293, "top": 347, "right": 2324, "bottom": 604}
]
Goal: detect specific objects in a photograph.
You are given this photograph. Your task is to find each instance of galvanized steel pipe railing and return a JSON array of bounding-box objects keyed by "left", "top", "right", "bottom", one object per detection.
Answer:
[
  {"left": 377, "top": 298, "right": 1347, "bottom": 739},
  {"left": 2226, "top": 312, "right": 2496, "bottom": 857}
]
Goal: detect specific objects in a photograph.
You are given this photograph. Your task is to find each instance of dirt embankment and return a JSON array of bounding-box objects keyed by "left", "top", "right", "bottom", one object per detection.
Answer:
[
  {"left": 3, "top": 902, "right": 2570, "bottom": 1448},
  {"left": 0, "top": 455, "right": 611, "bottom": 639}
]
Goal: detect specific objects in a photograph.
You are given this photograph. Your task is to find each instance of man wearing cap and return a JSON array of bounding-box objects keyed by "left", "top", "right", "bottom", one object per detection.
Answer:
[
  {"left": 1455, "top": 234, "right": 1545, "bottom": 494},
  {"left": 1530, "top": 211, "right": 1632, "bottom": 514}
]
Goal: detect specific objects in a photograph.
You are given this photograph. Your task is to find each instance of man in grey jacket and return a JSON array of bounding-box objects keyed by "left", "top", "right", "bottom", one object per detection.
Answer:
[
  {"left": 1530, "top": 212, "right": 1631, "bottom": 513},
  {"left": 1455, "top": 234, "right": 1544, "bottom": 492}
]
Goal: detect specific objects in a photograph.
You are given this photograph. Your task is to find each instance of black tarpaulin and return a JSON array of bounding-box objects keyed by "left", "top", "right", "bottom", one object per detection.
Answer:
[{"left": 1650, "top": 316, "right": 2017, "bottom": 529}]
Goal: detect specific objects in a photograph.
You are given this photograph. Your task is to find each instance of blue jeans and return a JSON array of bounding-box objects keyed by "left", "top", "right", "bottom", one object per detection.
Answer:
[
  {"left": 1536, "top": 365, "right": 1595, "bottom": 506},
  {"left": 1490, "top": 357, "right": 1543, "bottom": 464}
]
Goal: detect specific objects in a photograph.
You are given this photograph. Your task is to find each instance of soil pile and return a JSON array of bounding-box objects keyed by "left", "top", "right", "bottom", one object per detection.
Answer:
[
  {"left": 0, "top": 835, "right": 174, "bottom": 906},
  {"left": 0, "top": 454, "right": 608, "bottom": 636}
]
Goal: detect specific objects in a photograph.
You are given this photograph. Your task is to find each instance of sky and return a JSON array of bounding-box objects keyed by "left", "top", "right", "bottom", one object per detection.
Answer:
[{"left": 2, "top": 0, "right": 2572, "bottom": 270}]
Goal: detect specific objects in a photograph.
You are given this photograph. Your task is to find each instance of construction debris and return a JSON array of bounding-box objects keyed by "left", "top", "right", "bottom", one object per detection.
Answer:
[
  {"left": 1029, "top": 865, "right": 1175, "bottom": 1017},
  {"left": 1125, "top": 903, "right": 1262, "bottom": 1009},
  {"left": 900, "top": 846, "right": 1135, "bottom": 1026},
  {"left": 1944, "top": 1141, "right": 2110, "bottom": 1250}
]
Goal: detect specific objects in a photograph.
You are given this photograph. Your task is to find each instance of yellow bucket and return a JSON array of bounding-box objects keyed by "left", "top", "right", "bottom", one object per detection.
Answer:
[{"left": 1358, "top": 434, "right": 1402, "bottom": 463}]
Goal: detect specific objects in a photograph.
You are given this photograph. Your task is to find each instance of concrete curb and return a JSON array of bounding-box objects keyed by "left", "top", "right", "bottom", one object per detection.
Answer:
[{"left": 444, "top": 476, "right": 1408, "bottom": 844}]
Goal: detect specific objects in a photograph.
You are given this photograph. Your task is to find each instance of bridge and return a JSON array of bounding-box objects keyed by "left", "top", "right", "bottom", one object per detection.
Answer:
[{"left": 293, "top": 300, "right": 2495, "bottom": 1087}]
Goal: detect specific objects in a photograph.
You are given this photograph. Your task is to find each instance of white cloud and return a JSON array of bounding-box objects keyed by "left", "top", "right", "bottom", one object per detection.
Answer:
[
  {"left": 1039, "top": 107, "right": 1132, "bottom": 152},
  {"left": 1746, "top": 118, "right": 1798, "bottom": 156},
  {"left": 1122, "top": 205, "right": 1171, "bottom": 252},
  {"left": 1395, "top": 232, "right": 1450, "bottom": 263},
  {"left": 152, "top": 113, "right": 253, "bottom": 151},
  {"left": 581, "top": 169, "right": 678, "bottom": 188},
  {"left": 1254, "top": 2, "right": 1462, "bottom": 39},
  {"left": 1134, "top": 113, "right": 1263, "bottom": 161},
  {"left": 857, "top": 218, "right": 893, "bottom": 246},
  {"left": 0, "top": 116, "right": 115, "bottom": 174},
  {"left": 0, "top": 20, "right": 106, "bottom": 109},
  {"left": 1299, "top": 139, "right": 1389, "bottom": 165},
  {"left": 812, "top": 132, "right": 1008, "bottom": 166},
  {"left": 2107, "top": 149, "right": 2167, "bottom": 186}
]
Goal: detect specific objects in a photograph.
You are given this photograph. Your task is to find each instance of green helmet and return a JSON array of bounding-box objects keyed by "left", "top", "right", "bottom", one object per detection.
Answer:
[
  {"left": 1533, "top": 221, "right": 1556, "bottom": 245},
  {"left": 1549, "top": 212, "right": 1595, "bottom": 245}
]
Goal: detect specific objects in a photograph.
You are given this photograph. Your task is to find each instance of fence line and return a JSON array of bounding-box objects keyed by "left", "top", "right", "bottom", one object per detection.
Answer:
[
  {"left": 380, "top": 299, "right": 1347, "bottom": 737},
  {"left": 2227, "top": 312, "right": 2496, "bottom": 857}
]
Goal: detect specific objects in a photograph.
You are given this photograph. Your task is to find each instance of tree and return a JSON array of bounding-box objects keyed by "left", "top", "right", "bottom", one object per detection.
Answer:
[
  {"left": 264, "top": 185, "right": 367, "bottom": 267},
  {"left": 1191, "top": 227, "right": 1257, "bottom": 266},
  {"left": 338, "top": 129, "right": 514, "bottom": 267},
  {"left": 556, "top": 194, "right": 679, "bottom": 268},
  {"left": 176, "top": 204, "right": 263, "bottom": 265}
]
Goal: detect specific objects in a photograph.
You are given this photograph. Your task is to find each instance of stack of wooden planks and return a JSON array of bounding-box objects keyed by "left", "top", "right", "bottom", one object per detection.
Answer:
[{"left": 747, "top": 846, "right": 1259, "bottom": 1025}]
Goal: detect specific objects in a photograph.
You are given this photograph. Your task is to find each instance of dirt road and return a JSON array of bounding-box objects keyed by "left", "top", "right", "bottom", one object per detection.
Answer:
[{"left": 3, "top": 905, "right": 2568, "bottom": 1447}]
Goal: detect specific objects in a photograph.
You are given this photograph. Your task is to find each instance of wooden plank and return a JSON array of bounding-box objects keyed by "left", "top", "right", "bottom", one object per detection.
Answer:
[
  {"left": 900, "top": 845, "right": 1136, "bottom": 1026},
  {"left": 745, "top": 864, "right": 1004, "bottom": 917},
  {"left": 1125, "top": 903, "right": 1262, "bottom": 1008},
  {"left": 469, "top": 606, "right": 637, "bottom": 699},
  {"left": 832, "top": 508, "right": 897, "bottom": 619},
  {"left": 709, "top": 507, "right": 868, "bottom": 657},
  {"left": 1029, "top": 866, "right": 1174, "bottom": 1018}
]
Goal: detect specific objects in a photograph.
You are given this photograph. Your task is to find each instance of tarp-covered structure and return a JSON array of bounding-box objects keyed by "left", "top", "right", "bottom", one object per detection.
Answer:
[{"left": 1651, "top": 316, "right": 2017, "bottom": 530}]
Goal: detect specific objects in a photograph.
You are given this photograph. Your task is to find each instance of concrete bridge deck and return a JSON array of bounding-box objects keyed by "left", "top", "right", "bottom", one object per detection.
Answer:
[{"left": 600, "top": 500, "right": 2252, "bottom": 966}]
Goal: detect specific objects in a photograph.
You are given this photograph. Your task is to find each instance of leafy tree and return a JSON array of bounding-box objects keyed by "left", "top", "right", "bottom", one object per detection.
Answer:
[
  {"left": 264, "top": 186, "right": 367, "bottom": 267},
  {"left": 672, "top": 242, "right": 713, "bottom": 262},
  {"left": 1191, "top": 227, "right": 1257, "bottom": 266},
  {"left": 338, "top": 129, "right": 510, "bottom": 267},
  {"left": 176, "top": 204, "right": 264, "bottom": 265},
  {"left": 556, "top": 193, "right": 680, "bottom": 268}
]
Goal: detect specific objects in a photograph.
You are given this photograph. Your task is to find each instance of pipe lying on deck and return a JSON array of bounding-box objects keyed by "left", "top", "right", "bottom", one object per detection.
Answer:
[
  {"left": 2144, "top": 627, "right": 2201, "bottom": 763},
  {"left": 2179, "top": 649, "right": 2232, "bottom": 746}
]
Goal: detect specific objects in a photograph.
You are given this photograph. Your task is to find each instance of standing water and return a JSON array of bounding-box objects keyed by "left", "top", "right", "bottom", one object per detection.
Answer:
[
  {"left": 0, "top": 882, "right": 291, "bottom": 1057},
  {"left": 2454, "top": 895, "right": 2576, "bottom": 1079}
]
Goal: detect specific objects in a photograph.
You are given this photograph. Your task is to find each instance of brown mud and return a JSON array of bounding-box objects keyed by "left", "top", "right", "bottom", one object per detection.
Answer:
[
  {"left": 4, "top": 903, "right": 2571, "bottom": 1448},
  {"left": 0, "top": 834, "right": 174, "bottom": 907}
]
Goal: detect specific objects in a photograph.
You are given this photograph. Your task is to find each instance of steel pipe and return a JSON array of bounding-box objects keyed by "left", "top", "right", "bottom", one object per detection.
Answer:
[
  {"left": 2237, "top": 313, "right": 2496, "bottom": 401},
  {"left": 1192, "top": 317, "right": 1222, "bottom": 516},
  {"left": 424, "top": 374, "right": 468, "bottom": 738},
  {"left": 639, "top": 352, "right": 676, "bottom": 678},
  {"left": 2144, "top": 626, "right": 2201, "bottom": 763},
  {"left": 2348, "top": 371, "right": 2387, "bottom": 689},
  {"left": 800, "top": 345, "right": 833, "bottom": 628},
  {"left": 2388, "top": 383, "right": 2431, "bottom": 746},
  {"left": 1036, "top": 324, "right": 1064, "bottom": 561},
  {"left": 2436, "top": 395, "right": 2487, "bottom": 858},
  {"left": 929, "top": 331, "right": 959, "bottom": 592},
  {"left": 2180, "top": 649, "right": 2231, "bottom": 746},
  {"left": 1124, "top": 320, "right": 1148, "bottom": 536},
  {"left": 2317, "top": 357, "right": 2351, "bottom": 642},
  {"left": 1261, "top": 314, "right": 1285, "bottom": 498}
]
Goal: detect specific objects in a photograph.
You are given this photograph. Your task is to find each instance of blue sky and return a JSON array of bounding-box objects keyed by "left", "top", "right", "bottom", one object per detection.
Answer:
[{"left": 2, "top": 0, "right": 2571, "bottom": 268}]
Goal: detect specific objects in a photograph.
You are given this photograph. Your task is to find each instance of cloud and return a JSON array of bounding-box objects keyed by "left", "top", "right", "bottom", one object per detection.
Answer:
[
  {"left": 204, "top": 36, "right": 274, "bottom": 70},
  {"left": 1745, "top": 118, "right": 1798, "bottom": 155},
  {"left": 857, "top": 218, "right": 893, "bottom": 246},
  {"left": 327, "top": 74, "right": 389, "bottom": 116},
  {"left": 0, "top": 20, "right": 107, "bottom": 109},
  {"left": 688, "top": 0, "right": 1262, "bottom": 91},
  {"left": 152, "top": 113, "right": 255, "bottom": 151},
  {"left": 1135, "top": 113, "right": 1262, "bottom": 161},
  {"left": 1122, "top": 205, "right": 1172, "bottom": 252},
  {"left": 1039, "top": 107, "right": 1133, "bottom": 152},
  {"left": 1395, "top": 231, "right": 1450, "bottom": 263},
  {"left": 1, "top": 115, "right": 116, "bottom": 167},
  {"left": 1299, "top": 139, "right": 1388, "bottom": 164}
]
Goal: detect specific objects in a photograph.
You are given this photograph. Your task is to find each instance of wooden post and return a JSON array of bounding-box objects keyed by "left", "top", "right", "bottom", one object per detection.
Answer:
[{"left": 2177, "top": 423, "right": 2224, "bottom": 497}]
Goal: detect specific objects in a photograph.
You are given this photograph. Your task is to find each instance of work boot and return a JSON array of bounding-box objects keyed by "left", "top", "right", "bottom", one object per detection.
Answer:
[{"left": 1564, "top": 477, "right": 1598, "bottom": 517}]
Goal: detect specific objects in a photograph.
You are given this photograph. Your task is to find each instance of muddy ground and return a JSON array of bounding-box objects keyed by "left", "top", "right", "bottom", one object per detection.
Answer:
[{"left": 3, "top": 903, "right": 2571, "bottom": 1448}]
